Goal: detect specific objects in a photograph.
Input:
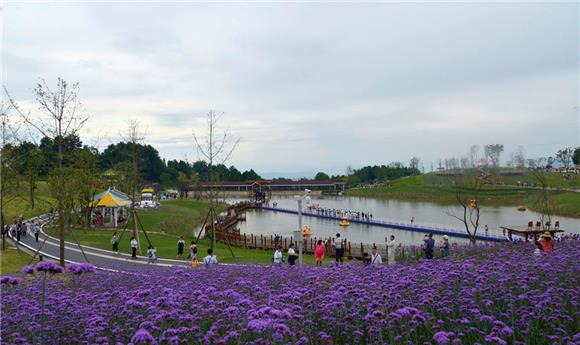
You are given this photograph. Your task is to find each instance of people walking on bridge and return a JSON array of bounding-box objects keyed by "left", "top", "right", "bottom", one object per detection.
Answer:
[
  {"left": 423, "top": 234, "right": 435, "bottom": 259},
  {"left": 484, "top": 225, "right": 489, "bottom": 236},
  {"left": 130, "top": 237, "right": 138, "bottom": 259},
  {"left": 203, "top": 248, "right": 218, "bottom": 266},
  {"left": 287, "top": 243, "right": 298, "bottom": 266},
  {"left": 410, "top": 217, "right": 414, "bottom": 225},
  {"left": 147, "top": 245, "right": 157, "bottom": 264},
  {"left": 189, "top": 241, "right": 198, "bottom": 260},
  {"left": 177, "top": 236, "right": 185, "bottom": 258},
  {"left": 111, "top": 232, "right": 119, "bottom": 255},
  {"left": 387, "top": 235, "right": 396, "bottom": 264},
  {"left": 315, "top": 240, "right": 325, "bottom": 267},
  {"left": 333, "top": 233, "right": 344, "bottom": 264},
  {"left": 371, "top": 246, "right": 382, "bottom": 265}
]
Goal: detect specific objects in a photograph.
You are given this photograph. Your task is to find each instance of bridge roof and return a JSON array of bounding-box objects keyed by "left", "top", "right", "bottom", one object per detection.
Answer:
[{"left": 197, "top": 180, "right": 345, "bottom": 187}]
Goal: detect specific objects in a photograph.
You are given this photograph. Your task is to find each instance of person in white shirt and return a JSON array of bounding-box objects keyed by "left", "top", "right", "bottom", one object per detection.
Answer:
[
  {"left": 370, "top": 246, "right": 382, "bottom": 265},
  {"left": 287, "top": 243, "right": 298, "bottom": 265},
  {"left": 203, "top": 248, "right": 218, "bottom": 266},
  {"left": 147, "top": 245, "right": 157, "bottom": 264},
  {"left": 387, "top": 235, "right": 396, "bottom": 265},
  {"left": 130, "top": 237, "right": 138, "bottom": 259},
  {"left": 273, "top": 246, "right": 283, "bottom": 266}
]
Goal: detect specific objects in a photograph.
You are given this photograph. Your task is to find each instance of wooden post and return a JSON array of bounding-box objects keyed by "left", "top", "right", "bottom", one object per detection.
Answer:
[
  {"left": 244, "top": 234, "right": 247, "bottom": 248},
  {"left": 260, "top": 235, "right": 263, "bottom": 248},
  {"left": 360, "top": 242, "right": 364, "bottom": 258}
]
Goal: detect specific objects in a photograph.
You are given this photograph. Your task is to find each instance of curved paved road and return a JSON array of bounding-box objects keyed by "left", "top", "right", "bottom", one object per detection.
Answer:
[{"left": 9, "top": 214, "right": 190, "bottom": 272}]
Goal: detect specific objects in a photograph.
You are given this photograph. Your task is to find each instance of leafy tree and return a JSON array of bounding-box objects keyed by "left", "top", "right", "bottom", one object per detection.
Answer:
[
  {"left": 314, "top": 172, "right": 330, "bottom": 180},
  {"left": 71, "top": 146, "right": 102, "bottom": 226},
  {"left": 241, "top": 169, "right": 261, "bottom": 181},
  {"left": 24, "top": 147, "right": 43, "bottom": 209},
  {"left": 573, "top": 147, "right": 580, "bottom": 166},
  {"left": 556, "top": 147, "right": 574, "bottom": 168},
  {"left": 483, "top": 144, "right": 504, "bottom": 167},
  {"left": 346, "top": 164, "right": 419, "bottom": 185}
]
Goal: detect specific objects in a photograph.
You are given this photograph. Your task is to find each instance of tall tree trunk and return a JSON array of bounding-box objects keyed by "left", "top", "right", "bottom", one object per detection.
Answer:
[{"left": 29, "top": 175, "right": 35, "bottom": 209}]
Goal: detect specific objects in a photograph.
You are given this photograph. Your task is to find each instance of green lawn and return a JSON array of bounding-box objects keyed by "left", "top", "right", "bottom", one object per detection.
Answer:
[
  {"left": 45, "top": 226, "right": 332, "bottom": 265},
  {"left": 347, "top": 172, "right": 580, "bottom": 218},
  {"left": 44, "top": 198, "right": 329, "bottom": 265},
  {"left": 134, "top": 199, "right": 221, "bottom": 236},
  {"left": 3, "top": 181, "right": 57, "bottom": 221},
  {"left": 0, "top": 244, "right": 36, "bottom": 274}
]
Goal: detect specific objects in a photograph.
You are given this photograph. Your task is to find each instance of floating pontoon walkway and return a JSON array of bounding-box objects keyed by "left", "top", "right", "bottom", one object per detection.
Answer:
[{"left": 259, "top": 206, "right": 506, "bottom": 242}]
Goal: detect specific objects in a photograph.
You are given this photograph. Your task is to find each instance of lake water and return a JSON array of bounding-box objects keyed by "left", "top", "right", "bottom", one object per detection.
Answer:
[{"left": 228, "top": 196, "right": 580, "bottom": 245}]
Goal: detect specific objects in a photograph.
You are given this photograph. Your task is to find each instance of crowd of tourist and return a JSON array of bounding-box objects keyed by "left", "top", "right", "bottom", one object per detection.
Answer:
[
  {"left": 307, "top": 205, "right": 374, "bottom": 221},
  {"left": 2, "top": 217, "right": 41, "bottom": 243}
]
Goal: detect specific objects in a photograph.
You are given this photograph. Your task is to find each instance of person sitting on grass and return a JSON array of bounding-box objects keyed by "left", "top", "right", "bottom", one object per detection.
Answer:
[{"left": 203, "top": 248, "right": 218, "bottom": 266}]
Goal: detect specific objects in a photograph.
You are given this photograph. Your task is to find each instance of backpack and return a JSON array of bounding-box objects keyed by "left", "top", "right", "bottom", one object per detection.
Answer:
[{"left": 193, "top": 246, "right": 198, "bottom": 254}]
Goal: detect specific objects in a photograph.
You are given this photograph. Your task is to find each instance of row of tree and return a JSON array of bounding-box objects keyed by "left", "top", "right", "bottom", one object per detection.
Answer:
[{"left": 436, "top": 144, "right": 580, "bottom": 171}]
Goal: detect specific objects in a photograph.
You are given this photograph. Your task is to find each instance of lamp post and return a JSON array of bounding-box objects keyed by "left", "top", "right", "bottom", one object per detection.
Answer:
[{"left": 293, "top": 189, "right": 311, "bottom": 265}]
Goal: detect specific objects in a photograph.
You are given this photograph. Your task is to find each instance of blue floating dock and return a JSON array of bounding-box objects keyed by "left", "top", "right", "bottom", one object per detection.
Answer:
[{"left": 259, "top": 206, "right": 506, "bottom": 242}]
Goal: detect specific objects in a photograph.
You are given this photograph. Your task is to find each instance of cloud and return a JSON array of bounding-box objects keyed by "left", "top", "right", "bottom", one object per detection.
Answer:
[{"left": 4, "top": 2, "right": 578, "bottom": 174}]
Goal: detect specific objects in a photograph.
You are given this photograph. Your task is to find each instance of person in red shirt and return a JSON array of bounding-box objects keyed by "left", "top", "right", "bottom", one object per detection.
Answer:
[
  {"left": 314, "top": 240, "right": 325, "bottom": 267},
  {"left": 539, "top": 232, "right": 553, "bottom": 255}
]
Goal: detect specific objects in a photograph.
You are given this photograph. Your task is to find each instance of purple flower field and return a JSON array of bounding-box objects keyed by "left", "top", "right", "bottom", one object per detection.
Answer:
[{"left": 1, "top": 242, "right": 578, "bottom": 345}]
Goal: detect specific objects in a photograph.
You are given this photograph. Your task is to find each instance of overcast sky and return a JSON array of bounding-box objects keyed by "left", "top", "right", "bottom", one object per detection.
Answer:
[{"left": 4, "top": 2, "right": 579, "bottom": 177}]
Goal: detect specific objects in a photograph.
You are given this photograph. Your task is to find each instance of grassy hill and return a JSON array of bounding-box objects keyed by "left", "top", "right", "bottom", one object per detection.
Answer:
[{"left": 347, "top": 171, "right": 580, "bottom": 218}]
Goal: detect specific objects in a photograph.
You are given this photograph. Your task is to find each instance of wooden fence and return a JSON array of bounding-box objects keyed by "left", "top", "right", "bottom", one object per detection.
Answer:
[
  {"left": 215, "top": 231, "right": 431, "bottom": 262},
  {"left": 210, "top": 201, "right": 433, "bottom": 262}
]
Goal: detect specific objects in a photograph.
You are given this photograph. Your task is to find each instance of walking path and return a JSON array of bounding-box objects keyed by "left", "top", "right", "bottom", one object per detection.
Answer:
[{"left": 9, "top": 214, "right": 190, "bottom": 272}]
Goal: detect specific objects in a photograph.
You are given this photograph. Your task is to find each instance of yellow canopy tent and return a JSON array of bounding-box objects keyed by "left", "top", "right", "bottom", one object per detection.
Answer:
[
  {"left": 91, "top": 189, "right": 132, "bottom": 227},
  {"left": 90, "top": 192, "right": 131, "bottom": 207}
]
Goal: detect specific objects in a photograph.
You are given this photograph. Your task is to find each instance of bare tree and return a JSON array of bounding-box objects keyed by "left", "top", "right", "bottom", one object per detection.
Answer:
[
  {"left": 7, "top": 78, "right": 89, "bottom": 266},
  {"left": 119, "top": 119, "right": 146, "bottom": 253},
  {"left": 409, "top": 156, "right": 420, "bottom": 172},
  {"left": 468, "top": 145, "right": 480, "bottom": 168},
  {"left": 446, "top": 170, "right": 487, "bottom": 244},
  {"left": 531, "top": 169, "right": 558, "bottom": 227},
  {"left": 192, "top": 110, "right": 239, "bottom": 251}
]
